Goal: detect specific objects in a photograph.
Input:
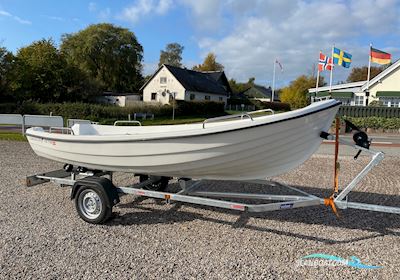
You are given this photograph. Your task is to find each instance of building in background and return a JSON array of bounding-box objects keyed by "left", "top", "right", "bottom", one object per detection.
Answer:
[
  {"left": 141, "top": 64, "right": 231, "bottom": 105},
  {"left": 98, "top": 92, "right": 141, "bottom": 107},
  {"left": 308, "top": 59, "right": 400, "bottom": 107},
  {"left": 242, "top": 85, "right": 280, "bottom": 102}
]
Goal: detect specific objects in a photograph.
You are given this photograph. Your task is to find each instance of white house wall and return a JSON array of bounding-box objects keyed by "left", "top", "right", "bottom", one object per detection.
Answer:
[
  {"left": 185, "top": 91, "right": 227, "bottom": 104},
  {"left": 143, "top": 67, "right": 186, "bottom": 105},
  {"left": 369, "top": 66, "right": 400, "bottom": 101}
]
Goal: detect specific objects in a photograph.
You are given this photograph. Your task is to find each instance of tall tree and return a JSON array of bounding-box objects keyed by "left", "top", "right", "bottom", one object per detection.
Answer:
[
  {"left": 280, "top": 75, "right": 325, "bottom": 109},
  {"left": 61, "top": 23, "right": 144, "bottom": 92},
  {"left": 10, "top": 39, "right": 69, "bottom": 102},
  {"left": 158, "top": 43, "right": 184, "bottom": 67},
  {"left": 192, "top": 53, "right": 224, "bottom": 71},
  {"left": 347, "top": 66, "right": 385, "bottom": 82},
  {"left": 0, "top": 46, "right": 15, "bottom": 101}
]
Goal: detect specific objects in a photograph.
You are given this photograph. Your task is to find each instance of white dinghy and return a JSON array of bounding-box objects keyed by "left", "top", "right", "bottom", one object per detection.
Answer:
[{"left": 26, "top": 99, "right": 341, "bottom": 180}]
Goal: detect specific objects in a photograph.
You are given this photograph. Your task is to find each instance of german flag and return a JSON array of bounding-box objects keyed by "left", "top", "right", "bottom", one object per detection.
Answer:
[{"left": 370, "top": 47, "right": 391, "bottom": 65}]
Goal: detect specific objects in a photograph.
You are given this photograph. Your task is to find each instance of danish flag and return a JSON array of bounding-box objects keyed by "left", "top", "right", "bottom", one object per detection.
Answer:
[{"left": 318, "top": 52, "right": 333, "bottom": 71}]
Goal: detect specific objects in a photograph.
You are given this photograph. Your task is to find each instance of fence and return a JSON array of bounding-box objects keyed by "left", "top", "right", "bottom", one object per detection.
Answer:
[
  {"left": 226, "top": 104, "right": 256, "bottom": 111},
  {"left": 338, "top": 106, "right": 400, "bottom": 118},
  {"left": 0, "top": 114, "right": 64, "bottom": 135}
]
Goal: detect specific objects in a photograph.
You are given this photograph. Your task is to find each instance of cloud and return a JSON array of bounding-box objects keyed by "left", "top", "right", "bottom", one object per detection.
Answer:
[
  {"left": 88, "top": 2, "right": 97, "bottom": 12},
  {"left": 0, "top": 9, "right": 31, "bottom": 25},
  {"left": 179, "top": 0, "right": 222, "bottom": 30},
  {"left": 119, "top": 0, "right": 173, "bottom": 24},
  {"left": 194, "top": 0, "right": 400, "bottom": 85}
]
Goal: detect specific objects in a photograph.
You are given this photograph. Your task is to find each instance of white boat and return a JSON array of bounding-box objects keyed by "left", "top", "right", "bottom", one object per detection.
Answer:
[{"left": 26, "top": 99, "right": 341, "bottom": 180}]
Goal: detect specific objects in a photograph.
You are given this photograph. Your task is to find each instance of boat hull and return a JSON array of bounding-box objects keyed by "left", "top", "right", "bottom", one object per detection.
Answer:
[{"left": 26, "top": 100, "right": 340, "bottom": 180}]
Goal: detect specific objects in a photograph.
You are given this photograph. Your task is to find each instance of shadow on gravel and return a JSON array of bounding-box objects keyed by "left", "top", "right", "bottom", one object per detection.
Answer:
[{"left": 107, "top": 182, "right": 400, "bottom": 245}]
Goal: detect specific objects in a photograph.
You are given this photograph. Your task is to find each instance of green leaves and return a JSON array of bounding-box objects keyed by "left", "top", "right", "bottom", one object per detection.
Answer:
[
  {"left": 159, "top": 43, "right": 184, "bottom": 67},
  {"left": 61, "top": 23, "right": 144, "bottom": 93}
]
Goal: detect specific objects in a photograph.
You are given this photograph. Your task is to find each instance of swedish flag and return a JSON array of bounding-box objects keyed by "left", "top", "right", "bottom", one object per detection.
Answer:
[{"left": 333, "top": 47, "right": 352, "bottom": 68}]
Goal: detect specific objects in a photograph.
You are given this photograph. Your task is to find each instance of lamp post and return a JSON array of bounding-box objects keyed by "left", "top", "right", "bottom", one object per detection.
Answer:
[{"left": 171, "top": 92, "right": 176, "bottom": 120}]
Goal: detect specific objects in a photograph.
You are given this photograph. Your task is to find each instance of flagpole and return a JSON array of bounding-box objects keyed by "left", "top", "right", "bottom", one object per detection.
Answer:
[
  {"left": 367, "top": 43, "right": 372, "bottom": 90},
  {"left": 316, "top": 51, "right": 321, "bottom": 94},
  {"left": 272, "top": 59, "right": 276, "bottom": 102},
  {"left": 329, "top": 45, "right": 334, "bottom": 93}
]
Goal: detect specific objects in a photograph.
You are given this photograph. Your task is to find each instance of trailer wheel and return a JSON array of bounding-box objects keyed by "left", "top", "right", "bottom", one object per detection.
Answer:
[
  {"left": 139, "top": 175, "right": 169, "bottom": 191},
  {"left": 75, "top": 185, "right": 112, "bottom": 224}
]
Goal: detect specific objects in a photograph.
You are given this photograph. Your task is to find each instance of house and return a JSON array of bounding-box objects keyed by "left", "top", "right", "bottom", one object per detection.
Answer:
[
  {"left": 242, "top": 85, "right": 279, "bottom": 102},
  {"left": 308, "top": 59, "right": 400, "bottom": 107},
  {"left": 98, "top": 92, "right": 141, "bottom": 107},
  {"left": 141, "top": 64, "right": 231, "bottom": 105}
]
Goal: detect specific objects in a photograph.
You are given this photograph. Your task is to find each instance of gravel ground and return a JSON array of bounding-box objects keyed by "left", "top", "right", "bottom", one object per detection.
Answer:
[{"left": 0, "top": 140, "right": 399, "bottom": 279}]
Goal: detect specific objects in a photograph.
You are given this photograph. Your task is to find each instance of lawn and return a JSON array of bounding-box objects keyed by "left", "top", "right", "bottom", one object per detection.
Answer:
[{"left": 0, "top": 131, "right": 26, "bottom": 141}]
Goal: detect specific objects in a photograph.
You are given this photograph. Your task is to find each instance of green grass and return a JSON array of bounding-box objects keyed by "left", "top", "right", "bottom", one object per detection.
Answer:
[{"left": 0, "top": 131, "right": 26, "bottom": 141}]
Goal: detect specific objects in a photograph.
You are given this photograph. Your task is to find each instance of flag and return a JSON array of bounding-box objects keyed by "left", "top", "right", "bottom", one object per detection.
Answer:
[
  {"left": 333, "top": 47, "right": 352, "bottom": 68},
  {"left": 275, "top": 59, "right": 283, "bottom": 72},
  {"left": 318, "top": 52, "right": 333, "bottom": 71},
  {"left": 370, "top": 47, "right": 391, "bottom": 65}
]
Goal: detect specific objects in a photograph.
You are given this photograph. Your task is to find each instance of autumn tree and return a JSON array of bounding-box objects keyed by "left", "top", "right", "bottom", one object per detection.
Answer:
[
  {"left": 158, "top": 43, "right": 184, "bottom": 67},
  {"left": 61, "top": 23, "right": 144, "bottom": 92},
  {"left": 347, "top": 66, "right": 385, "bottom": 82},
  {"left": 280, "top": 75, "right": 325, "bottom": 109},
  {"left": 192, "top": 53, "right": 224, "bottom": 71}
]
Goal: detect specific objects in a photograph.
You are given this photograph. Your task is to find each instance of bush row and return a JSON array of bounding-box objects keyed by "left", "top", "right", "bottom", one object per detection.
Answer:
[
  {"left": 0, "top": 101, "right": 226, "bottom": 121},
  {"left": 342, "top": 116, "right": 400, "bottom": 130}
]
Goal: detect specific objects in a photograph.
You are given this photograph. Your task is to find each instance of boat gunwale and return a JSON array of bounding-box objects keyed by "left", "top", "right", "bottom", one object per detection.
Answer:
[{"left": 26, "top": 101, "right": 341, "bottom": 143}]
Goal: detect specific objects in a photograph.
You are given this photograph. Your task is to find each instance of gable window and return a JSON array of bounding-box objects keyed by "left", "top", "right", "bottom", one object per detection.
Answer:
[
  {"left": 160, "top": 77, "right": 167, "bottom": 84},
  {"left": 151, "top": 92, "right": 157, "bottom": 100},
  {"left": 190, "top": 94, "right": 196, "bottom": 100},
  {"left": 205, "top": 95, "right": 211, "bottom": 101}
]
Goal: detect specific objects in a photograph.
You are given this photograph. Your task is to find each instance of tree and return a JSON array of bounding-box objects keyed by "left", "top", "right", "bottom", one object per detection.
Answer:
[
  {"left": 347, "top": 66, "right": 385, "bottom": 82},
  {"left": 280, "top": 75, "right": 325, "bottom": 109},
  {"left": 192, "top": 53, "right": 224, "bottom": 71},
  {"left": 229, "top": 77, "right": 256, "bottom": 94},
  {"left": 158, "top": 43, "right": 184, "bottom": 67},
  {"left": 61, "top": 23, "right": 144, "bottom": 92},
  {"left": 10, "top": 39, "right": 69, "bottom": 102},
  {"left": 0, "top": 46, "right": 15, "bottom": 102}
]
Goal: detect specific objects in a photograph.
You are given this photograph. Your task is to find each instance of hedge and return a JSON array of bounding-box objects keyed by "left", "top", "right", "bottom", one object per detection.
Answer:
[
  {"left": 338, "top": 106, "right": 400, "bottom": 118},
  {"left": 0, "top": 101, "right": 226, "bottom": 121},
  {"left": 342, "top": 116, "right": 400, "bottom": 130}
]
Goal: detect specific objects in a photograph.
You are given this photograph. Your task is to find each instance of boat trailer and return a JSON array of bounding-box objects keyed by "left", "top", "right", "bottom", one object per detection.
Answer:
[{"left": 26, "top": 130, "right": 400, "bottom": 224}]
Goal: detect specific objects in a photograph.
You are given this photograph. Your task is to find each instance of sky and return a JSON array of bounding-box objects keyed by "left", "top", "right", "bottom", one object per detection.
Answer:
[{"left": 1, "top": 0, "right": 400, "bottom": 88}]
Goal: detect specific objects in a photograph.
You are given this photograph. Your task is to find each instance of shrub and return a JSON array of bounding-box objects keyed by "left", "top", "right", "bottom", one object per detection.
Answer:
[
  {"left": 175, "top": 101, "right": 225, "bottom": 116},
  {"left": 342, "top": 116, "right": 400, "bottom": 130}
]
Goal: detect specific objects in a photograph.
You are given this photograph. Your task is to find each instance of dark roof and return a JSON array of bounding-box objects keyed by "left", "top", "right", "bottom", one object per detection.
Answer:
[
  {"left": 242, "top": 85, "right": 272, "bottom": 98},
  {"left": 141, "top": 64, "right": 231, "bottom": 96}
]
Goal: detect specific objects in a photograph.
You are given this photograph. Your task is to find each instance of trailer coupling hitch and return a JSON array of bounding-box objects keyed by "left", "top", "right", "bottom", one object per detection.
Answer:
[{"left": 344, "top": 120, "right": 371, "bottom": 160}]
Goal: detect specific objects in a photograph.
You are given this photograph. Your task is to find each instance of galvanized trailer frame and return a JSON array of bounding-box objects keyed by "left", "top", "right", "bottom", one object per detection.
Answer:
[{"left": 26, "top": 133, "right": 400, "bottom": 224}]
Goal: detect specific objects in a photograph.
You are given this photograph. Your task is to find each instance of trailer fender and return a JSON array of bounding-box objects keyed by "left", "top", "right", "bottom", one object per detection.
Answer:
[{"left": 71, "top": 177, "right": 120, "bottom": 207}]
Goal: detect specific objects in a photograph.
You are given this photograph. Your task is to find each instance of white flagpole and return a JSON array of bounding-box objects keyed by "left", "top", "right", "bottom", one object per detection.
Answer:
[
  {"left": 329, "top": 45, "right": 334, "bottom": 93},
  {"left": 272, "top": 59, "right": 276, "bottom": 102},
  {"left": 367, "top": 43, "right": 372, "bottom": 90},
  {"left": 316, "top": 52, "right": 321, "bottom": 94}
]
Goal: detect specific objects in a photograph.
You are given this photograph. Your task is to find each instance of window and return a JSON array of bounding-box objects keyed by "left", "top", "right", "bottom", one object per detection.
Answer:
[
  {"left": 151, "top": 92, "right": 157, "bottom": 100},
  {"left": 219, "top": 97, "right": 223, "bottom": 102},
  {"left": 190, "top": 94, "right": 196, "bottom": 100},
  {"left": 160, "top": 77, "right": 167, "bottom": 84},
  {"left": 382, "top": 98, "right": 400, "bottom": 107},
  {"left": 354, "top": 95, "right": 364, "bottom": 106},
  {"left": 205, "top": 95, "right": 211, "bottom": 101}
]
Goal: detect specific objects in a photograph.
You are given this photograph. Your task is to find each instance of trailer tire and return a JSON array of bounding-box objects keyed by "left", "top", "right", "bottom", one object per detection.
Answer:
[{"left": 75, "top": 185, "right": 112, "bottom": 224}]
